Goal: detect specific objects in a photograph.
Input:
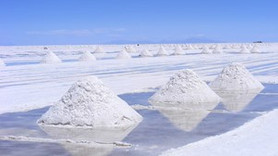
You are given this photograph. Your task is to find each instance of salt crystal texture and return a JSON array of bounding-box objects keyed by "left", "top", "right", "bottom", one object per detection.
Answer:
[
  {"left": 79, "top": 51, "right": 96, "bottom": 62},
  {"left": 139, "top": 49, "right": 153, "bottom": 57},
  {"left": 38, "top": 76, "right": 142, "bottom": 127},
  {"left": 40, "top": 51, "right": 62, "bottom": 64},
  {"left": 209, "top": 63, "right": 264, "bottom": 91},
  {"left": 149, "top": 69, "right": 220, "bottom": 105},
  {"left": 116, "top": 49, "right": 131, "bottom": 59}
]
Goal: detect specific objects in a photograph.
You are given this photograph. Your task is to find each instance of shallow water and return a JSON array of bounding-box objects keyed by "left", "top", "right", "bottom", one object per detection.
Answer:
[{"left": 0, "top": 84, "right": 277, "bottom": 156}]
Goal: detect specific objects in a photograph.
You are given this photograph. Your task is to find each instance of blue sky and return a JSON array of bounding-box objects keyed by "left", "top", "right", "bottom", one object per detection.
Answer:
[{"left": 0, "top": 0, "right": 277, "bottom": 45}]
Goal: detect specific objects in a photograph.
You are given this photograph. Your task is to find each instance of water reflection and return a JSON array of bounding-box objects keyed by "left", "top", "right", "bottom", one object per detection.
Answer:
[
  {"left": 216, "top": 89, "right": 262, "bottom": 112},
  {"left": 39, "top": 124, "right": 138, "bottom": 156},
  {"left": 149, "top": 101, "right": 219, "bottom": 132}
]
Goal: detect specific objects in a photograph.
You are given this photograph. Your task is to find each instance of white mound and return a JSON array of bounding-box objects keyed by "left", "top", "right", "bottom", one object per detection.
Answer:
[
  {"left": 139, "top": 49, "right": 153, "bottom": 57},
  {"left": 187, "top": 44, "right": 194, "bottom": 50},
  {"left": 240, "top": 45, "right": 250, "bottom": 54},
  {"left": 156, "top": 46, "right": 168, "bottom": 56},
  {"left": 40, "top": 51, "right": 62, "bottom": 64},
  {"left": 94, "top": 46, "right": 104, "bottom": 53},
  {"left": 38, "top": 76, "right": 142, "bottom": 127},
  {"left": 173, "top": 45, "right": 184, "bottom": 55},
  {"left": 149, "top": 69, "right": 220, "bottom": 105},
  {"left": 0, "top": 59, "right": 5, "bottom": 67},
  {"left": 201, "top": 46, "right": 212, "bottom": 54},
  {"left": 125, "top": 46, "right": 136, "bottom": 53},
  {"left": 212, "top": 45, "right": 223, "bottom": 54},
  {"left": 209, "top": 63, "right": 264, "bottom": 91},
  {"left": 251, "top": 45, "right": 260, "bottom": 53},
  {"left": 78, "top": 51, "right": 96, "bottom": 62},
  {"left": 116, "top": 49, "right": 131, "bottom": 59}
]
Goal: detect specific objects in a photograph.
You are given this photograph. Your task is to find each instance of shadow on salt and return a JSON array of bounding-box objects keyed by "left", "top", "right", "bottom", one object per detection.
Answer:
[{"left": 39, "top": 124, "right": 139, "bottom": 156}]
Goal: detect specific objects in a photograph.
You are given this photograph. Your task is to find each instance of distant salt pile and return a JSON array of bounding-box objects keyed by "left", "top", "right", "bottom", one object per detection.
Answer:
[
  {"left": 240, "top": 45, "right": 250, "bottom": 54},
  {"left": 116, "top": 49, "right": 131, "bottom": 59},
  {"left": 139, "top": 49, "right": 153, "bottom": 57},
  {"left": 125, "top": 46, "right": 136, "bottom": 53},
  {"left": 201, "top": 46, "right": 212, "bottom": 54},
  {"left": 78, "top": 51, "right": 96, "bottom": 62},
  {"left": 94, "top": 46, "right": 104, "bottom": 53},
  {"left": 156, "top": 46, "right": 168, "bottom": 56},
  {"left": 0, "top": 59, "right": 5, "bottom": 67},
  {"left": 209, "top": 63, "right": 264, "bottom": 91},
  {"left": 251, "top": 45, "right": 260, "bottom": 53},
  {"left": 40, "top": 51, "right": 62, "bottom": 64},
  {"left": 173, "top": 45, "right": 184, "bottom": 55},
  {"left": 149, "top": 69, "right": 220, "bottom": 105},
  {"left": 187, "top": 44, "right": 194, "bottom": 50},
  {"left": 212, "top": 45, "right": 223, "bottom": 54},
  {"left": 38, "top": 76, "right": 142, "bottom": 127}
]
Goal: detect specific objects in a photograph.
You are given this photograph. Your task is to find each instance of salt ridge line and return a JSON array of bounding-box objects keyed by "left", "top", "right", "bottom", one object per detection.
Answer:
[{"left": 0, "top": 135, "right": 131, "bottom": 148}]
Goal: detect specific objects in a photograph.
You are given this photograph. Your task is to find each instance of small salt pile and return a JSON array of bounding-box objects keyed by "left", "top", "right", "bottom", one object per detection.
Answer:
[
  {"left": 250, "top": 45, "right": 260, "bottom": 53},
  {"left": 125, "top": 46, "right": 136, "bottom": 53},
  {"left": 149, "top": 69, "right": 220, "bottom": 105},
  {"left": 94, "top": 46, "right": 104, "bottom": 53},
  {"left": 201, "top": 46, "right": 212, "bottom": 54},
  {"left": 209, "top": 63, "right": 264, "bottom": 91},
  {"left": 212, "top": 45, "right": 223, "bottom": 54},
  {"left": 156, "top": 46, "right": 168, "bottom": 56},
  {"left": 173, "top": 45, "right": 184, "bottom": 55},
  {"left": 116, "top": 49, "right": 131, "bottom": 59},
  {"left": 40, "top": 51, "right": 62, "bottom": 64},
  {"left": 187, "top": 44, "right": 194, "bottom": 50},
  {"left": 139, "top": 49, "right": 153, "bottom": 57},
  {"left": 0, "top": 59, "right": 5, "bottom": 67},
  {"left": 38, "top": 76, "right": 142, "bottom": 127},
  {"left": 78, "top": 51, "right": 96, "bottom": 62},
  {"left": 240, "top": 45, "right": 250, "bottom": 54}
]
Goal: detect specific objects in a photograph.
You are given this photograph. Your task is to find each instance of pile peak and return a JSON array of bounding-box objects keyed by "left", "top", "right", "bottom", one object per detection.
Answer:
[
  {"left": 38, "top": 76, "right": 142, "bottom": 128},
  {"left": 251, "top": 45, "right": 260, "bottom": 53},
  {"left": 116, "top": 49, "right": 132, "bottom": 59},
  {"left": 94, "top": 46, "right": 104, "bottom": 53},
  {"left": 149, "top": 69, "right": 220, "bottom": 105},
  {"left": 209, "top": 63, "right": 264, "bottom": 91},
  {"left": 156, "top": 46, "right": 168, "bottom": 56},
  {"left": 79, "top": 51, "right": 96, "bottom": 62},
  {"left": 40, "top": 51, "right": 62, "bottom": 64},
  {"left": 240, "top": 45, "right": 250, "bottom": 54}
]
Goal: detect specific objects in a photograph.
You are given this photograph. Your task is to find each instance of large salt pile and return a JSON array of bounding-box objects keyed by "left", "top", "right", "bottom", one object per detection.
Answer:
[
  {"left": 38, "top": 76, "right": 142, "bottom": 127},
  {"left": 0, "top": 59, "right": 5, "bottom": 67},
  {"left": 94, "top": 46, "right": 104, "bottom": 53},
  {"left": 156, "top": 46, "right": 168, "bottom": 56},
  {"left": 173, "top": 45, "right": 184, "bottom": 55},
  {"left": 251, "top": 45, "right": 260, "bottom": 53},
  {"left": 201, "top": 46, "right": 212, "bottom": 54},
  {"left": 116, "top": 49, "right": 131, "bottom": 59},
  {"left": 40, "top": 51, "right": 62, "bottom": 64},
  {"left": 78, "top": 51, "right": 96, "bottom": 62},
  {"left": 149, "top": 69, "right": 220, "bottom": 105},
  {"left": 240, "top": 45, "right": 250, "bottom": 54},
  {"left": 139, "top": 49, "right": 153, "bottom": 57},
  {"left": 209, "top": 63, "right": 264, "bottom": 91}
]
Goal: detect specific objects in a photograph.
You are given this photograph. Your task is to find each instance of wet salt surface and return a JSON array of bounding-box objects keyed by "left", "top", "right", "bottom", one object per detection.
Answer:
[{"left": 0, "top": 84, "right": 277, "bottom": 156}]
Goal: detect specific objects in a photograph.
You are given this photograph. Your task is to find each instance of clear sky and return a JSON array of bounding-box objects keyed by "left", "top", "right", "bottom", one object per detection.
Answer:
[{"left": 0, "top": 0, "right": 277, "bottom": 45}]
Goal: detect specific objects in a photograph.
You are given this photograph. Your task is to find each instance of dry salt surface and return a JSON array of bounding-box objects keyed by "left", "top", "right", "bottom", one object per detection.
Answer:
[{"left": 0, "top": 43, "right": 278, "bottom": 155}]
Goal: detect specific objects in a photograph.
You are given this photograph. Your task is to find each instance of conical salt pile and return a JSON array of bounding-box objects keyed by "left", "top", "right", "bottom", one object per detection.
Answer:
[
  {"left": 187, "top": 44, "right": 194, "bottom": 50},
  {"left": 0, "top": 59, "right": 5, "bottom": 67},
  {"left": 149, "top": 69, "right": 220, "bottom": 105},
  {"left": 240, "top": 45, "right": 250, "bottom": 54},
  {"left": 78, "top": 51, "right": 96, "bottom": 62},
  {"left": 116, "top": 49, "right": 131, "bottom": 59},
  {"left": 251, "top": 45, "right": 260, "bottom": 53},
  {"left": 201, "top": 46, "right": 212, "bottom": 54},
  {"left": 38, "top": 76, "right": 142, "bottom": 127},
  {"left": 173, "top": 45, "right": 184, "bottom": 55},
  {"left": 209, "top": 63, "right": 264, "bottom": 91},
  {"left": 212, "top": 45, "right": 223, "bottom": 54},
  {"left": 139, "top": 49, "right": 153, "bottom": 57},
  {"left": 40, "top": 51, "right": 62, "bottom": 64},
  {"left": 94, "top": 46, "right": 104, "bottom": 53},
  {"left": 125, "top": 46, "right": 136, "bottom": 53},
  {"left": 156, "top": 46, "right": 168, "bottom": 56}
]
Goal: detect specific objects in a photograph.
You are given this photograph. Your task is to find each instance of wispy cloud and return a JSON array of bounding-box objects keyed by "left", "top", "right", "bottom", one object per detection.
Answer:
[{"left": 26, "top": 28, "right": 126, "bottom": 36}]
